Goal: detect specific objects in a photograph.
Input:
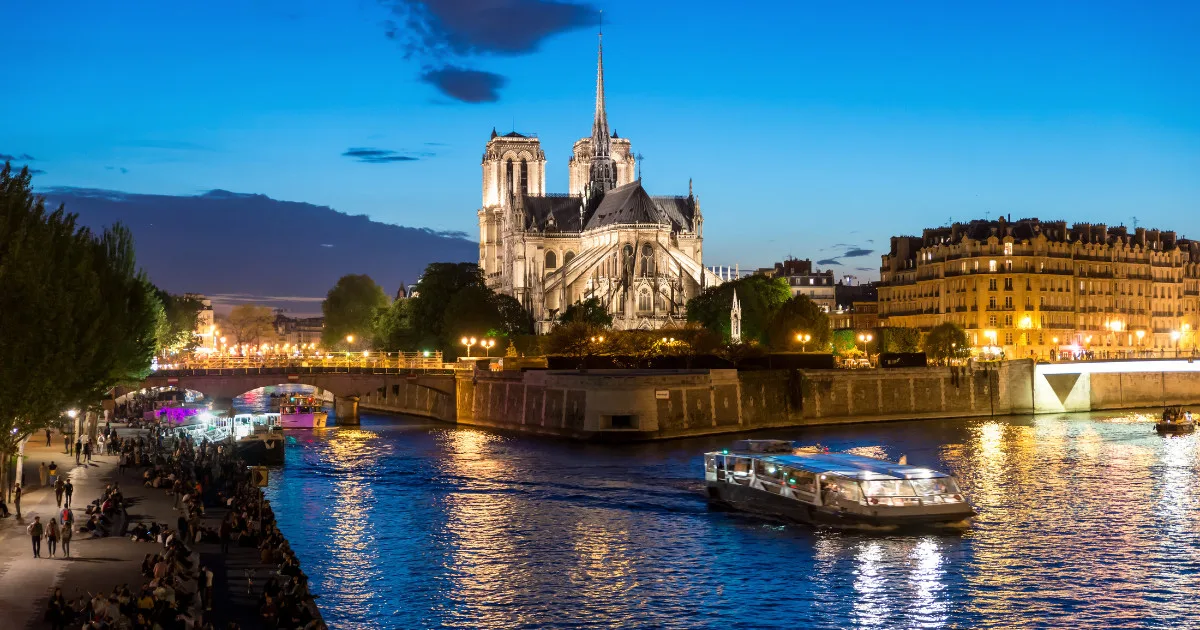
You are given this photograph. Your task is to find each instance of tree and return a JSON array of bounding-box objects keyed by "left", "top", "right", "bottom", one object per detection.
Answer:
[
  {"left": 493, "top": 294, "right": 535, "bottom": 338},
  {"left": 228, "top": 304, "right": 276, "bottom": 345},
  {"left": 153, "top": 289, "right": 204, "bottom": 352},
  {"left": 557, "top": 297, "right": 613, "bottom": 328},
  {"left": 0, "top": 163, "right": 160, "bottom": 498},
  {"left": 408, "top": 263, "right": 487, "bottom": 344},
  {"left": 879, "top": 327, "right": 921, "bottom": 353},
  {"left": 322, "top": 274, "right": 389, "bottom": 348},
  {"left": 686, "top": 275, "right": 791, "bottom": 343},
  {"left": 764, "top": 294, "right": 831, "bottom": 351},
  {"left": 442, "top": 285, "right": 504, "bottom": 357},
  {"left": 924, "top": 322, "right": 968, "bottom": 363}
]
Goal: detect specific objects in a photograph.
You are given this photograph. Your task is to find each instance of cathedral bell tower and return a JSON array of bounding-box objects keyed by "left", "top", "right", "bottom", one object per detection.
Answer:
[{"left": 586, "top": 30, "right": 617, "bottom": 201}]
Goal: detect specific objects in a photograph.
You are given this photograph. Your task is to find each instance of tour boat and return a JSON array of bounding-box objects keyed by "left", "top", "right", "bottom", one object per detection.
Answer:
[
  {"left": 277, "top": 395, "right": 329, "bottom": 429},
  {"left": 704, "top": 440, "right": 975, "bottom": 529},
  {"left": 1156, "top": 407, "right": 1196, "bottom": 435}
]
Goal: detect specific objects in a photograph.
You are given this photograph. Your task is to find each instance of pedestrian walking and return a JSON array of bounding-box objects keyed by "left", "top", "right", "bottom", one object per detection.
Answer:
[
  {"left": 84, "top": 440, "right": 92, "bottom": 463},
  {"left": 60, "top": 518, "right": 72, "bottom": 558},
  {"left": 54, "top": 477, "right": 65, "bottom": 507},
  {"left": 45, "top": 428, "right": 52, "bottom": 447},
  {"left": 14, "top": 484, "right": 22, "bottom": 518},
  {"left": 64, "top": 480, "right": 74, "bottom": 508},
  {"left": 118, "top": 452, "right": 126, "bottom": 476},
  {"left": 48, "top": 461, "right": 58, "bottom": 487},
  {"left": 46, "top": 517, "right": 59, "bottom": 557},
  {"left": 62, "top": 434, "right": 70, "bottom": 454},
  {"left": 28, "top": 516, "right": 43, "bottom": 557},
  {"left": 74, "top": 438, "right": 81, "bottom": 464},
  {"left": 219, "top": 516, "right": 232, "bottom": 554},
  {"left": 39, "top": 462, "right": 48, "bottom": 487}
]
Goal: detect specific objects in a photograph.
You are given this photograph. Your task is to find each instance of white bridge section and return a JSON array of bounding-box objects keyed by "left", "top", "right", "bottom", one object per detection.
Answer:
[{"left": 1033, "top": 360, "right": 1200, "bottom": 413}]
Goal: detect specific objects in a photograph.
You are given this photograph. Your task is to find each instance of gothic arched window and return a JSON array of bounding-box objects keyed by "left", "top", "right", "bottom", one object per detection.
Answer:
[
  {"left": 520, "top": 158, "right": 529, "bottom": 193},
  {"left": 563, "top": 251, "right": 576, "bottom": 265},
  {"left": 638, "top": 289, "right": 652, "bottom": 312},
  {"left": 545, "top": 251, "right": 557, "bottom": 270},
  {"left": 640, "top": 243, "right": 655, "bottom": 277},
  {"left": 505, "top": 159, "right": 514, "bottom": 197}
]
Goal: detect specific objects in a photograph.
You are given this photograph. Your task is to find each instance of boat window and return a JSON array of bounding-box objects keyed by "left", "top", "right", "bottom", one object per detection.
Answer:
[
  {"left": 909, "top": 478, "right": 958, "bottom": 496},
  {"left": 861, "top": 480, "right": 918, "bottom": 497},
  {"left": 785, "top": 468, "right": 817, "bottom": 494},
  {"left": 823, "top": 477, "right": 862, "bottom": 502},
  {"left": 705, "top": 456, "right": 716, "bottom": 473},
  {"left": 732, "top": 457, "right": 751, "bottom": 477}
]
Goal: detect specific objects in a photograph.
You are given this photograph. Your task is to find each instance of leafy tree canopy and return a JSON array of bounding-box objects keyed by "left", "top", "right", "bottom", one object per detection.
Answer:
[
  {"left": 408, "top": 263, "right": 486, "bottom": 344},
  {"left": 764, "top": 294, "right": 831, "bottom": 351},
  {"left": 557, "top": 297, "right": 613, "bottom": 328},
  {"left": 0, "top": 163, "right": 160, "bottom": 495},
  {"left": 686, "top": 275, "right": 791, "bottom": 343},
  {"left": 154, "top": 289, "right": 204, "bottom": 352},
  {"left": 923, "top": 322, "right": 968, "bottom": 361},
  {"left": 227, "top": 304, "right": 276, "bottom": 345},
  {"left": 321, "top": 274, "right": 389, "bottom": 348}
]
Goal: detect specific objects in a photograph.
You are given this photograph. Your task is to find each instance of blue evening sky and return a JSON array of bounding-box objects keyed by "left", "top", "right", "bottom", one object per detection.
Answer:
[{"left": 4, "top": 1, "right": 1198, "bottom": 279}]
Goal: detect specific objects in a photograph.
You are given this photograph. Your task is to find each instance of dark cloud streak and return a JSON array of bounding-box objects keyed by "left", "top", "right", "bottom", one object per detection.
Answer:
[
  {"left": 817, "top": 258, "right": 841, "bottom": 266},
  {"left": 420, "top": 66, "right": 506, "bottom": 103},
  {"left": 842, "top": 248, "right": 872, "bottom": 257},
  {"left": 342, "top": 147, "right": 423, "bottom": 164},
  {"left": 380, "top": 0, "right": 597, "bottom": 103}
]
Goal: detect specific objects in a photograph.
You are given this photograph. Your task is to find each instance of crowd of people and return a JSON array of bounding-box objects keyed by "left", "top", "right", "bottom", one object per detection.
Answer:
[{"left": 37, "top": 420, "right": 325, "bottom": 629}]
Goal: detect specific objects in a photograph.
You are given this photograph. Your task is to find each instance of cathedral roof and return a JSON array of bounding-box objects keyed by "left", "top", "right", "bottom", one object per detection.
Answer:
[
  {"left": 584, "top": 180, "right": 696, "bottom": 231},
  {"left": 519, "top": 182, "right": 697, "bottom": 234}
]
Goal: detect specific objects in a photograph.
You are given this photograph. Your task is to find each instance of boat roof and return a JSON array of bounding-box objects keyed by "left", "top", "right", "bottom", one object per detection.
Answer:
[{"left": 710, "top": 450, "right": 950, "bottom": 481}]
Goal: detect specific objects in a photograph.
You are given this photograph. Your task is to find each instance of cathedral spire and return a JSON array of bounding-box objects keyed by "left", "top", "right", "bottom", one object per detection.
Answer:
[{"left": 587, "top": 21, "right": 616, "bottom": 199}]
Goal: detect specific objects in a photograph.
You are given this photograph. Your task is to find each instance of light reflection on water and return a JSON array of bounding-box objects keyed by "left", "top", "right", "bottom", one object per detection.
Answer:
[{"left": 253, "top": 408, "right": 1200, "bottom": 629}]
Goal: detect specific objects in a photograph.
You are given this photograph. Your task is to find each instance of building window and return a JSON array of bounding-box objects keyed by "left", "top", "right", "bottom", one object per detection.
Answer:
[
  {"left": 1004, "top": 242, "right": 1013, "bottom": 256},
  {"left": 638, "top": 289, "right": 652, "bottom": 312},
  {"left": 1005, "top": 333, "right": 1013, "bottom": 345},
  {"left": 564, "top": 251, "right": 576, "bottom": 265},
  {"left": 989, "top": 315, "right": 997, "bottom": 327},
  {"left": 520, "top": 158, "right": 529, "bottom": 193},
  {"left": 989, "top": 279, "right": 997, "bottom": 291},
  {"left": 545, "top": 250, "right": 557, "bottom": 269},
  {"left": 989, "top": 296, "right": 997, "bottom": 309},
  {"left": 989, "top": 260, "right": 997, "bottom": 273},
  {"left": 1004, "top": 278, "right": 1013, "bottom": 290},
  {"left": 1004, "top": 314, "right": 1013, "bottom": 327},
  {"left": 1004, "top": 296, "right": 1013, "bottom": 308}
]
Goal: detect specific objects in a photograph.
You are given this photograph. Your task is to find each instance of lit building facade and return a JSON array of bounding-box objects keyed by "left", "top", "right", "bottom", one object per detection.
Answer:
[
  {"left": 879, "top": 218, "right": 1200, "bottom": 357},
  {"left": 770, "top": 259, "right": 836, "bottom": 312},
  {"left": 478, "top": 33, "right": 719, "bottom": 332}
]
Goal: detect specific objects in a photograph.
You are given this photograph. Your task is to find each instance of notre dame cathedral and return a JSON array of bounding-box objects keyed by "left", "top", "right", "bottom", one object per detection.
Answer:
[{"left": 477, "top": 33, "right": 720, "bottom": 332}]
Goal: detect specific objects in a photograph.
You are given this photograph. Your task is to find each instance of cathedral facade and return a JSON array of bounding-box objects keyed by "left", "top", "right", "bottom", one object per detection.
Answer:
[{"left": 477, "top": 34, "right": 720, "bottom": 332}]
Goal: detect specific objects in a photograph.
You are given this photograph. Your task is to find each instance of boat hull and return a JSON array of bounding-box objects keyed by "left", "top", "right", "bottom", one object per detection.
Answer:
[
  {"left": 235, "top": 435, "right": 285, "bottom": 466},
  {"left": 1156, "top": 422, "right": 1196, "bottom": 435},
  {"left": 279, "top": 412, "right": 328, "bottom": 429},
  {"left": 707, "top": 481, "right": 974, "bottom": 529}
]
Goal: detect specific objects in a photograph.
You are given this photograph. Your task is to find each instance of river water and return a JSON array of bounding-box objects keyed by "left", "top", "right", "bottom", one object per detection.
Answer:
[{"left": 237, "top": 388, "right": 1200, "bottom": 629}]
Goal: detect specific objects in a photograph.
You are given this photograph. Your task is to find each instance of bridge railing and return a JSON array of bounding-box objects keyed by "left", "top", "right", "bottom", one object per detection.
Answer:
[{"left": 155, "top": 352, "right": 453, "bottom": 372}]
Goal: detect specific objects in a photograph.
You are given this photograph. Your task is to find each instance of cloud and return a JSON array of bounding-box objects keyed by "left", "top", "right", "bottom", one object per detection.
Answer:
[
  {"left": 381, "top": 0, "right": 598, "bottom": 57},
  {"left": 866, "top": 239, "right": 875, "bottom": 244},
  {"left": 342, "top": 147, "right": 422, "bottom": 163},
  {"left": 855, "top": 267, "right": 873, "bottom": 272},
  {"left": 817, "top": 258, "right": 841, "bottom": 266},
  {"left": 842, "top": 248, "right": 872, "bottom": 258},
  {"left": 106, "top": 166, "right": 130, "bottom": 174},
  {"left": 1, "top": 153, "right": 36, "bottom": 161},
  {"left": 420, "top": 66, "right": 506, "bottom": 103},
  {"left": 380, "top": 0, "right": 597, "bottom": 103}
]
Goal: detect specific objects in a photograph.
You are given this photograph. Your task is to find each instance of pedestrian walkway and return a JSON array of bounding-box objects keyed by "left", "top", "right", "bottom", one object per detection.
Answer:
[{"left": 0, "top": 429, "right": 126, "bottom": 627}]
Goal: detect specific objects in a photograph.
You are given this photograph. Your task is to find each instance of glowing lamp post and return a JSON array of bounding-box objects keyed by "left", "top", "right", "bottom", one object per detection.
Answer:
[
  {"left": 481, "top": 339, "right": 496, "bottom": 357},
  {"left": 461, "top": 336, "right": 477, "bottom": 357},
  {"left": 1172, "top": 330, "right": 1182, "bottom": 356},
  {"left": 796, "top": 332, "right": 812, "bottom": 352}
]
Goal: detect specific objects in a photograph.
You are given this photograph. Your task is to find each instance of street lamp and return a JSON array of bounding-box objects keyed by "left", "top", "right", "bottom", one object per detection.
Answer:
[
  {"left": 481, "top": 339, "right": 496, "bottom": 357},
  {"left": 796, "top": 332, "right": 812, "bottom": 352},
  {"left": 1171, "top": 330, "right": 1181, "bottom": 356},
  {"left": 345, "top": 334, "right": 355, "bottom": 345},
  {"left": 461, "top": 336, "right": 477, "bottom": 357}
]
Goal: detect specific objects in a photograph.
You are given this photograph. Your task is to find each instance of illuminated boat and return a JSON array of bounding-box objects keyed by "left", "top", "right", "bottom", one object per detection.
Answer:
[
  {"left": 1156, "top": 406, "right": 1196, "bottom": 435},
  {"left": 703, "top": 440, "right": 975, "bottom": 529},
  {"left": 276, "top": 395, "right": 328, "bottom": 429}
]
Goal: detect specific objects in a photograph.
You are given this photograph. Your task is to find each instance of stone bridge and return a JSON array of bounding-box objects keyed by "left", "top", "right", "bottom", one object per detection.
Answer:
[{"left": 138, "top": 367, "right": 457, "bottom": 423}]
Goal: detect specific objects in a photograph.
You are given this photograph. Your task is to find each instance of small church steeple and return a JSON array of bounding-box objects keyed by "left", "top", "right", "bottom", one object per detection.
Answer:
[{"left": 586, "top": 21, "right": 617, "bottom": 200}]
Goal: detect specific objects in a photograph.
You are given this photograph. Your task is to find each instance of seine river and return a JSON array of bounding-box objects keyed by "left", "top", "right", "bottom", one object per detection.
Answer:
[{"left": 239, "top": 389, "right": 1199, "bottom": 629}]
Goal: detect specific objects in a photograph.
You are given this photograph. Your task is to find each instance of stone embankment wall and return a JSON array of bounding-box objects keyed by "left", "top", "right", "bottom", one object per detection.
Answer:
[
  {"left": 1032, "top": 359, "right": 1200, "bottom": 413},
  {"left": 454, "top": 361, "right": 1037, "bottom": 440},
  {"left": 356, "top": 378, "right": 456, "bottom": 423}
]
